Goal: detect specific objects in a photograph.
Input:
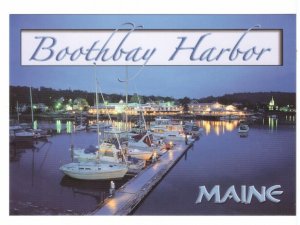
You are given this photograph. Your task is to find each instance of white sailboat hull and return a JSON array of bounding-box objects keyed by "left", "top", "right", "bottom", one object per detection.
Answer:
[{"left": 59, "top": 162, "right": 128, "bottom": 180}]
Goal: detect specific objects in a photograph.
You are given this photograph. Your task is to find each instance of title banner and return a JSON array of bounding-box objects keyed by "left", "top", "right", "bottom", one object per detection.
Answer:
[{"left": 21, "top": 24, "right": 282, "bottom": 66}]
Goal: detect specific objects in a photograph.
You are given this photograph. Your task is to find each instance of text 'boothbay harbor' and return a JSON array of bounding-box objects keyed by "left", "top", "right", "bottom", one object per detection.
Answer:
[
  {"left": 196, "top": 185, "right": 283, "bottom": 204},
  {"left": 21, "top": 24, "right": 282, "bottom": 65}
]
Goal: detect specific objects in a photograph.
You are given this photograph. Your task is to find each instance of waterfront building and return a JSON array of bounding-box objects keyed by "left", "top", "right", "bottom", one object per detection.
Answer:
[
  {"left": 279, "top": 105, "right": 296, "bottom": 112},
  {"left": 15, "top": 103, "right": 29, "bottom": 113},
  {"left": 188, "top": 102, "right": 245, "bottom": 117},
  {"left": 88, "top": 100, "right": 182, "bottom": 116},
  {"left": 33, "top": 103, "right": 49, "bottom": 112}
]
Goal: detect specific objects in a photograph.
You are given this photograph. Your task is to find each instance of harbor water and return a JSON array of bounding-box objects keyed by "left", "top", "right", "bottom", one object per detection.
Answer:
[
  {"left": 134, "top": 118, "right": 296, "bottom": 215},
  {"left": 10, "top": 117, "right": 296, "bottom": 215}
]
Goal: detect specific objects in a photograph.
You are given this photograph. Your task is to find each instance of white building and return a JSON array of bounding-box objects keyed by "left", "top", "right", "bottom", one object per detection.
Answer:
[
  {"left": 88, "top": 100, "right": 182, "bottom": 116},
  {"left": 189, "top": 102, "right": 245, "bottom": 117}
]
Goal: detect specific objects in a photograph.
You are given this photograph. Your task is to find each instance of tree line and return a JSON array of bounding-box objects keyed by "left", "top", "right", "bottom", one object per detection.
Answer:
[{"left": 10, "top": 85, "right": 296, "bottom": 113}]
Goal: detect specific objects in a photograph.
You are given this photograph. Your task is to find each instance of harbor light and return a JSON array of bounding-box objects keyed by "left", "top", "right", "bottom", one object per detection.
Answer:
[{"left": 55, "top": 102, "right": 62, "bottom": 110}]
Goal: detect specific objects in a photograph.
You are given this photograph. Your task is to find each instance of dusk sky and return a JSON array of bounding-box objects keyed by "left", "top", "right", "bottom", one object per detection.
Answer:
[{"left": 10, "top": 15, "right": 295, "bottom": 98}]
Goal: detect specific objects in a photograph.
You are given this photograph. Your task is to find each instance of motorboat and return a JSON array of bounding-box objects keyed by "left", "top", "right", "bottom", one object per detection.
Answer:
[
  {"left": 129, "top": 131, "right": 167, "bottom": 156},
  {"left": 238, "top": 124, "right": 249, "bottom": 133},
  {"left": 184, "top": 121, "right": 203, "bottom": 138},
  {"left": 59, "top": 161, "right": 128, "bottom": 180},
  {"left": 103, "top": 130, "right": 154, "bottom": 161},
  {"left": 219, "top": 115, "right": 240, "bottom": 121},
  {"left": 150, "top": 116, "right": 182, "bottom": 130},
  {"left": 131, "top": 121, "right": 146, "bottom": 134},
  {"left": 150, "top": 117, "right": 192, "bottom": 141},
  {"left": 75, "top": 124, "right": 86, "bottom": 131},
  {"left": 73, "top": 129, "right": 148, "bottom": 173},
  {"left": 26, "top": 128, "right": 49, "bottom": 139},
  {"left": 151, "top": 127, "right": 193, "bottom": 142},
  {"left": 73, "top": 142, "right": 146, "bottom": 174},
  {"left": 128, "top": 131, "right": 153, "bottom": 150},
  {"left": 10, "top": 126, "right": 34, "bottom": 142},
  {"left": 88, "top": 122, "right": 112, "bottom": 130}
]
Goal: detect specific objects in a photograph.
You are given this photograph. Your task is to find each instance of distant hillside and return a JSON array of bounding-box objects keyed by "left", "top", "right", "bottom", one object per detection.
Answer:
[{"left": 198, "top": 92, "right": 296, "bottom": 107}]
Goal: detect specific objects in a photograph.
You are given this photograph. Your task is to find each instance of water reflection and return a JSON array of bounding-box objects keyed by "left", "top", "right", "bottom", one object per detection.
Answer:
[
  {"left": 10, "top": 141, "right": 40, "bottom": 161},
  {"left": 268, "top": 117, "right": 278, "bottom": 132},
  {"left": 66, "top": 121, "right": 73, "bottom": 133},
  {"left": 56, "top": 120, "right": 62, "bottom": 133},
  {"left": 53, "top": 119, "right": 243, "bottom": 137},
  {"left": 10, "top": 118, "right": 296, "bottom": 215},
  {"left": 59, "top": 176, "right": 130, "bottom": 206},
  {"left": 199, "top": 120, "right": 239, "bottom": 136},
  {"left": 134, "top": 121, "right": 296, "bottom": 215},
  {"left": 54, "top": 120, "right": 74, "bottom": 134},
  {"left": 285, "top": 115, "right": 295, "bottom": 122}
]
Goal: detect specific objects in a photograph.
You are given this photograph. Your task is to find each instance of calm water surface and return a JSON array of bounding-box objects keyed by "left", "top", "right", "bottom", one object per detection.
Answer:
[
  {"left": 134, "top": 118, "right": 296, "bottom": 215},
  {"left": 10, "top": 117, "right": 296, "bottom": 215},
  {"left": 10, "top": 121, "right": 130, "bottom": 215}
]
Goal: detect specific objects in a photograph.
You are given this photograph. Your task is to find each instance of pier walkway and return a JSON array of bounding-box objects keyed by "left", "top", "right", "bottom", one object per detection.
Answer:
[{"left": 91, "top": 140, "right": 195, "bottom": 215}]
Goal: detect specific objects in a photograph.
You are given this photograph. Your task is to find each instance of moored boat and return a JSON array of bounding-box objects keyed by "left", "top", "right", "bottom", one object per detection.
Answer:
[
  {"left": 59, "top": 162, "right": 128, "bottom": 180},
  {"left": 238, "top": 124, "right": 249, "bottom": 133}
]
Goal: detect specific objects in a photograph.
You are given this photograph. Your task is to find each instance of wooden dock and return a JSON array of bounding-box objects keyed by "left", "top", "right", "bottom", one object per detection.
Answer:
[{"left": 91, "top": 140, "right": 195, "bottom": 215}]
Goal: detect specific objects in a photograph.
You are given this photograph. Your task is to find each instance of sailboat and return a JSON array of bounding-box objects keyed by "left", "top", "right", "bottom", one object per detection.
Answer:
[
  {"left": 10, "top": 89, "right": 37, "bottom": 143},
  {"left": 26, "top": 87, "right": 50, "bottom": 139},
  {"left": 60, "top": 66, "right": 128, "bottom": 180},
  {"left": 59, "top": 162, "right": 128, "bottom": 180}
]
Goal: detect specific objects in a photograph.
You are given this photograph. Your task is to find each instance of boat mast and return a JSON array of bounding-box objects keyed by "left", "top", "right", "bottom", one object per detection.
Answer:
[
  {"left": 29, "top": 87, "right": 34, "bottom": 129},
  {"left": 16, "top": 100, "right": 19, "bottom": 124},
  {"left": 125, "top": 66, "right": 128, "bottom": 132},
  {"left": 96, "top": 64, "right": 128, "bottom": 165},
  {"left": 94, "top": 63, "right": 100, "bottom": 150}
]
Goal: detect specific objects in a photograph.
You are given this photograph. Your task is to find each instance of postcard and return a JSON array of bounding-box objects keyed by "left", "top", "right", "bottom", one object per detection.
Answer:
[{"left": 9, "top": 14, "right": 296, "bottom": 217}]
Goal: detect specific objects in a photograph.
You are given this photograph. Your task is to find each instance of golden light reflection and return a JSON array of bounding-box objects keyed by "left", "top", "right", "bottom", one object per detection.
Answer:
[
  {"left": 202, "top": 121, "right": 211, "bottom": 135},
  {"left": 168, "top": 150, "right": 174, "bottom": 160},
  {"left": 215, "top": 124, "right": 220, "bottom": 136},
  {"left": 107, "top": 199, "right": 117, "bottom": 211},
  {"left": 202, "top": 120, "right": 238, "bottom": 135}
]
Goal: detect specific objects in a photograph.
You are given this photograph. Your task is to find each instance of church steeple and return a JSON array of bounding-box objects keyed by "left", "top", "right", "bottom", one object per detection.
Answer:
[{"left": 269, "top": 96, "right": 275, "bottom": 110}]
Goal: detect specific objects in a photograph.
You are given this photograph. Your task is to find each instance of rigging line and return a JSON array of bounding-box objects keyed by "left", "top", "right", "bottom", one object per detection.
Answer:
[
  {"left": 117, "top": 60, "right": 148, "bottom": 83},
  {"left": 38, "top": 142, "right": 53, "bottom": 172},
  {"left": 133, "top": 82, "right": 147, "bottom": 130},
  {"left": 132, "top": 76, "right": 153, "bottom": 148},
  {"left": 94, "top": 68, "right": 128, "bottom": 165},
  {"left": 118, "top": 63, "right": 148, "bottom": 129},
  {"left": 97, "top": 80, "right": 128, "bottom": 165}
]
